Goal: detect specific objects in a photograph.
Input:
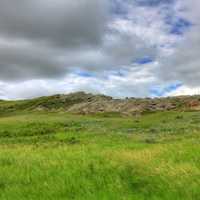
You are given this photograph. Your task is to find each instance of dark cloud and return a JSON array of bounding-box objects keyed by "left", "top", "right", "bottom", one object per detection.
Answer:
[
  {"left": 0, "top": 41, "right": 67, "bottom": 81},
  {"left": 0, "top": 0, "right": 109, "bottom": 81},
  {"left": 0, "top": 0, "right": 107, "bottom": 47},
  {"left": 0, "top": 0, "right": 156, "bottom": 82}
]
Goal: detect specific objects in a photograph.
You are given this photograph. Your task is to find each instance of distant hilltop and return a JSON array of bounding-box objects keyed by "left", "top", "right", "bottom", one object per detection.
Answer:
[{"left": 1, "top": 92, "right": 200, "bottom": 116}]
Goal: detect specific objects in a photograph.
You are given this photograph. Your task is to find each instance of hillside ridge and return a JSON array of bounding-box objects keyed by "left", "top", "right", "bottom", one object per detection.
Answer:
[{"left": 1, "top": 92, "right": 200, "bottom": 115}]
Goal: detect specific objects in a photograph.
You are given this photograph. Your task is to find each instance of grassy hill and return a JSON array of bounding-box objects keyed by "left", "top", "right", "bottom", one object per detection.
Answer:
[
  {"left": 0, "top": 93, "right": 199, "bottom": 199},
  {"left": 1, "top": 92, "right": 200, "bottom": 116}
]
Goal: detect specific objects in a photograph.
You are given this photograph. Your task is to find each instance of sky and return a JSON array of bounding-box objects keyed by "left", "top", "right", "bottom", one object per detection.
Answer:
[{"left": 0, "top": 0, "right": 199, "bottom": 99}]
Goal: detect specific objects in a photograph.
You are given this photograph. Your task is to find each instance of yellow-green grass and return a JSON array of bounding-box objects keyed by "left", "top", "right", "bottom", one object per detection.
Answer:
[{"left": 0, "top": 111, "right": 199, "bottom": 199}]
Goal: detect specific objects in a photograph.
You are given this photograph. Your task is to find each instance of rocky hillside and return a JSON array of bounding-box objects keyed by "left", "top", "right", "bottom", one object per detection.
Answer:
[{"left": 1, "top": 92, "right": 200, "bottom": 116}]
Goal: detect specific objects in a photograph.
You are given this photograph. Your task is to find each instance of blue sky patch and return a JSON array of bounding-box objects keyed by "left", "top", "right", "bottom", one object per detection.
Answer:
[
  {"left": 135, "top": 0, "right": 174, "bottom": 7},
  {"left": 75, "top": 70, "right": 94, "bottom": 78},
  {"left": 170, "top": 18, "right": 192, "bottom": 35},
  {"left": 135, "top": 57, "right": 154, "bottom": 65},
  {"left": 150, "top": 82, "right": 182, "bottom": 97},
  {"left": 165, "top": 16, "right": 192, "bottom": 35},
  {"left": 110, "top": 0, "right": 129, "bottom": 17}
]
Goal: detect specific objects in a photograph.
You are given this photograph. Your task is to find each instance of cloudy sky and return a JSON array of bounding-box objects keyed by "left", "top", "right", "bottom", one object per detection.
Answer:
[{"left": 0, "top": 0, "right": 199, "bottom": 99}]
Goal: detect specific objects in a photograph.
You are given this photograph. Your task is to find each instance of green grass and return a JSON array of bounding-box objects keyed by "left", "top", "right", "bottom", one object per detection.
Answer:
[{"left": 0, "top": 111, "right": 199, "bottom": 200}]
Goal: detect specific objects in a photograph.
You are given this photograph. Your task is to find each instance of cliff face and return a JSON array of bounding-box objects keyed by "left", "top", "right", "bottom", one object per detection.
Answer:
[{"left": 1, "top": 92, "right": 200, "bottom": 115}]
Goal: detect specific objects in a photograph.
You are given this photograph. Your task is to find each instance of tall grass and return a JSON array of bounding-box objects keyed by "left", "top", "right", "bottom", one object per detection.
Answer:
[{"left": 0, "top": 111, "right": 199, "bottom": 199}]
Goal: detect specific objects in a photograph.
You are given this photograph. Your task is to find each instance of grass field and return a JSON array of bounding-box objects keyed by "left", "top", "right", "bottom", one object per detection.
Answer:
[{"left": 0, "top": 111, "right": 199, "bottom": 200}]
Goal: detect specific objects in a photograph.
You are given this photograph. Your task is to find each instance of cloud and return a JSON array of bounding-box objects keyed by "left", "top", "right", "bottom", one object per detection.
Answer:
[
  {"left": 150, "top": 82, "right": 182, "bottom": 97},
  {"left": 158, "top": 27, "right": 200, "bottom": 87},
  {"left": 0, "top": 62, "right": 157, "bottom": 99},
  {"left": 157, "top": 0, "right": 200, "bottom": 88},
  {"left": 0, "top": 0, "right": 199, "bottom": 99},
  {"left": 0, "top": 0, "right": 162, "bottom": 99},
  {"left": 0, "top": 0, "right": 109, "bottom": 81},
  {"left": 0, "top": 0, "right": 107, "bottom": 47},
  {"left": 0, "top": 0, "right": 158, "bottom": 82},
  {"left": 165, "top": 85, "right": 200, "bottom": 97}
]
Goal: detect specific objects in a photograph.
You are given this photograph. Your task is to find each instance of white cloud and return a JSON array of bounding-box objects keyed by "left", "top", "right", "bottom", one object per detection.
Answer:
[
  {"left": 165, "top": 85, "right": 200, "bottom": 97},
  {"left": 157, "top": 0, "right": 200, "bottom": 88},
  {"left": 0, "top": 62, "right": 158, "bottom": 99}
]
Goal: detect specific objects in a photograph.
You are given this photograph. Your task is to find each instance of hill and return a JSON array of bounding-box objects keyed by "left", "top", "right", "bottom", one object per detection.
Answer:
[
  {"left": 1, "top": 92, "right": 200, "bottom": 115},
  {"left": 0, "top": 92, "right": 199, "bottom": 199}
]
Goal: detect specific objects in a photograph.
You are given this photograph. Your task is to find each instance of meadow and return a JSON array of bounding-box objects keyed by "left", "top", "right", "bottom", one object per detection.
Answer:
[{"left": 0, "top": 111, "right": 199, "bottom": 200}]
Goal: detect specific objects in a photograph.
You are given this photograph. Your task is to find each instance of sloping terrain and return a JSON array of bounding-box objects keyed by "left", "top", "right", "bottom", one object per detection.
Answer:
[
  {"left": 1, "top": 92, "right": 200, "bottom": 116},
  {"left": 0, "top": 93, "right": 199, "bottom": 199}
]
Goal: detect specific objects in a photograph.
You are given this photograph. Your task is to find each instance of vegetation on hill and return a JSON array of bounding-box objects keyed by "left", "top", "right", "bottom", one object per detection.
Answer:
[{"left": 1, "top": 92, "right": 200, "bottom": 116}]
